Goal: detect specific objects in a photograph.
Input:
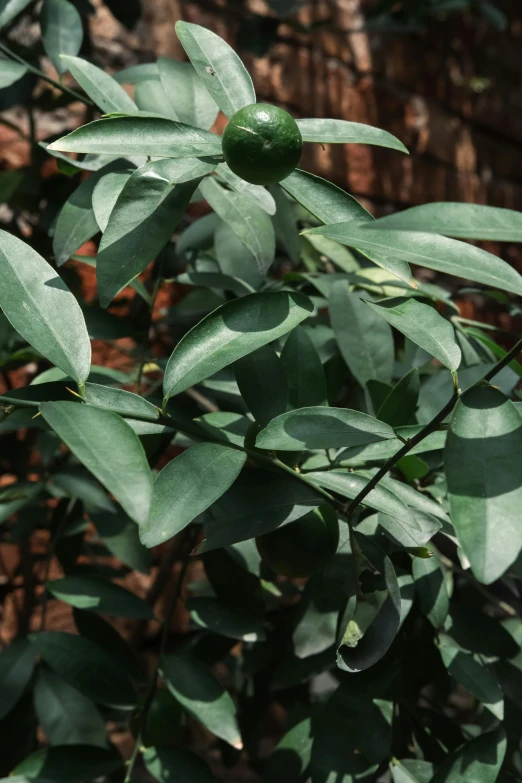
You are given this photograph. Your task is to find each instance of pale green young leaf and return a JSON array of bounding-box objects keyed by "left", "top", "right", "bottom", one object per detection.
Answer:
[
  {"left": 281, "top": 326, "right": 327, "bottom": 409},
  {"left": 47, "top": 116, "right": 223, "bottom": 157},
  {"left": 329, "top": 283, "right": 394, "bottom": 386},
  {"left": 30, "top": 631, "right": 136, "bottom": 708},
  {"left": 372, "top": 202, "right": 522, "bottom": 241},
  {"left": 160, "top": 653, "right": 243, "bottom": 748},
  {"left": 234, "top": 345, "right": 287, "bottom": 428},
  {"left": 445, "top": 385, "right": 522, "bottom": 584},
  {"left": 175, "top": 21, "right": 256, "bottom": 118},
  {"left": 40, "top": 402, "right": 152, "bottom": 525},
  {"left": 97, "top": 157, "right": 215, "bottom": 307},
  {"left": 33, "top": 669, "right": 107, "bottom": 747},
  {"left": 0, "top": 231, "right": 91, "bottom": 383},
  {"left": 256, "top": 407, "right": 395, "bottom": 451},
  {"left": 199, "top": 176, "right": 275, "bottom": 274},
  {"left": 163, "top": 291, "right": 313, "bottom": 399},
  {"left": 296, "top": 118, "right": 408, "bottom": 153},
  {"left": 306, "top": 224, "right": 522, "bottom": 296},
  {"left": 366, "top": 297, "right": 461, "bottom": 371},
  {"left": 140, "top": 443, "right": 246, "bottom": 548},
  {"left": 41, "top": 0, "right": 83, "bottom": 76},
  {"left": 60, "top": 55, "right": 138, "bottom": 113}
]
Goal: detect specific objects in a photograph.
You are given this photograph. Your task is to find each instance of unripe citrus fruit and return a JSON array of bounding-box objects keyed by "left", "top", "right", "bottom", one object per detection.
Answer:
[
  {"left": 222, "top": 103, "right": 302, "bottom": 185},
  {"left": 256, "top": 504, "right": 339, "bottom": 578},
  {"left": 130, "top": 688, "right": 185, "bottom": 747}
]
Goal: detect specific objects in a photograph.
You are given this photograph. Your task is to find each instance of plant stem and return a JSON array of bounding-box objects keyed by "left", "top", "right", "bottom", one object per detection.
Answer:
[
  {"left": 136, "top": 271, "right": 163, "bottom": 395},
  {"left": 0, "top": 42, "right": 93, "bottom": 106},
  {"left": 123, "top": 529, "right": 195, "bottom": 783},
  {"left": 40, "top": 498, "right": 76, "bottom": 631}
]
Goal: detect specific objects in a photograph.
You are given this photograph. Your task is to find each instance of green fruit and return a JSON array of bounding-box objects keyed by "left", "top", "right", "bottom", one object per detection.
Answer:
[
  {"left": 256, "top": 504, "right": 339, "bottom": 578},
  {"left": 222, "top": 103, "right": 302, "bottom": 185},
  {"left": 130, "top": 688, "right": 185, "bottom": 748}
]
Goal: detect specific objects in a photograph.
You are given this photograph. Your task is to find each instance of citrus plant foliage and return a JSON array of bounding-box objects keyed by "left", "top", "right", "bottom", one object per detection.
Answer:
[{"left": 1, "top": 6, "right": 522, "bottom": 783}]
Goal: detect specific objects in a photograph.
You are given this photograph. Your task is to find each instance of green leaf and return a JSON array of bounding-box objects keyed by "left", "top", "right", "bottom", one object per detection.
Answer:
[
  {"left": 96, "top": 158, "right": 214, "bottom": 307},
  {"left": 41, "top": 0, "right": 83, "bottom": 76},
  {"left": 13, "top": 745, "right": 122, "bottom": 782},
  {"left": 60, "top": 55, "right": 138, "bottom": 113},
  {"left": 0, "top": 231, "right": 91, "bottom": 383},
  {"left": 30, "top": 631, "right": 136, "bottom": 708},
  {"left": 262, "top": 717, "right": 313, "bottom": 783},
  {"left": 438, "top": 635, "right": 503, "bottom": 719},
  {"left": 144, "top": 746, "right": 218, "bottom": 783},
  {"left": 160, "top": 653, "right": 242, "bottom": 748},
  {"left": 199, "top": 176, "right": 275, "bottom": 274},
  {"left": 256, "top": 406, "right": 394, "bottom": 451},
  {"left": 377, "top": 368, "right": 419, "bottom": 426},
  {"left": 91, "top": 170, "right": 132, "bottom": 232},
  {"left": 282, "top": 169, "right": 414, "bottom": 286},
  {"left": 140, "top": 443, "right": 246, "bottom": 548},
  {"left": 199, "top": 470, "right": 323, "bottom": 552},
  {"left": 337, "top": 533, "right": 401, "bottom": 672},
  {"left": 40, "top": 402, "right": 152, "bottom": 525},
  {"left": 33, "top": 668, "right": 107, "bottom": 747},
  {"left": 430, "top": 727, "right": 506, "bottom": 783},
  {"left": 0, "top": 638, "right": 37, "bottom": 720},
  {"left": 84, "top": 382, "right": 159, "bottom": 419},
  {"left": 73, "top": 609, "right": 146, "bottom": 683},
  {"left": 306, "top": 224, "right": 522, "bottom": 296},
  {"left": 214, "top": 219, "right": 263, "bottom": 289},
  {"left": 48, "top": 116, "right": 223, "bottom": 157},
  {"left": 281, "top": 326, "right": 327, "bottom": 409},
  {"left": 176, "top": 271, "right": 255, "bottom": 297},
  {"left": 270, "top": 184, "right": 301, "bottom": 262},
  {"left": 445, "top": 385, "right": 522, "bottom": 584},
  {"left": 157, "top": 58, "right": 219, "bottom": 129},
  {"left": 163, "top": 291, "right": 313, "bottom": 399},
  {"left": 217, "top": 162, "right": 276, "bottom": 215},
  {"left": 175, "top": 21, "right": 256, "bottom": 119},
  {"left": 365, "top": 297, "right": 461, "bottom": 371},
  {"left": 91, "top": 509, "right": 152, "bottom": 573},
  {"left": 335, "top": 427, "right": 447, "bottom": 467},
  {"left": 46, "top": 572, "right": 155, "bottom": 618},
  {"left": 234, "top": 345, "right": 287, "bottom": 428},
  {"left": 0, "top": 0, "right": 33, "bottom": 28},
  {"left": 378, "top": 509, "right": 441, "bottom": 548},
  {"left": 187, "top": 596, "right": 266, "bottom": 641},
  {"left": 412, "top": 554, "right": 449, "bottom": 628},
  {"left": 296, "top": 118, "right": 408, "bottom": 153},
  {"left": 0, "top": 59, "right": 27, "bottom": 88},
  {"left": 305, "top": 233, "right": 359, "bottom": 272},
  {"left": 372, "top": 202, "right": 522, "bottom": 241},
  {"left": 196, "top": 411, "right": 250, "bottom": 446},
  {"left": 329, "top": 282, "right": 394, "bottom": 386},
  {"left": 445, "top": 603, "right": 518, "bottom": 659},
  {"left": 391, "top": 759, "right": 434, "bottom": 783}
]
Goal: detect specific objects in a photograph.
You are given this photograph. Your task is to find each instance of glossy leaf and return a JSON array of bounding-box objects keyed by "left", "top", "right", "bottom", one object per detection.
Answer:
[
  {"left": 263, "top": 717, "right": 313, "bottom": 783},
  {"left": 365, "top": 297, "right": 461, "bottom": 371},
  {"left": 73, "top": 609, "right": 146, "bottom": 683},
  {"left": 379, "top": 510, "right": 441, "bottom": 548},
  {"left": 160, "top": 653, "right": 243, "bottom": 748},
  {"left": 84, "top": 382, "right": 158, "bottom": 419},
  {"left": 214, "top": 219, "right": 263, "bottom": 289},
  {"left": 140, "top": 443, "right": 246, "bottom": 547},
  {"left": 218, "top": 162, "right": 276, "bottom": 215},
  {"left": 175, "top": 21, "right": 256, "bottom": 118},
  {"left": 46, "top": 572, "right": 155, "bottom": 619},
  {"left": 40, "top": 402, "right": 152, "bottom": 525},
  {"left": 199, "top": 176, "right": 275, "bottom": 274},
  {"left": 329, "top": 282, "right": 394, "bottom": 386},
  {"left": 157, "top": 57, "right": 219, "bottom": 129},
  {"left": 438, "top": 635, "right": 503, "bottom": 718},
  {"left": 187, "top": 596, "right": 266, "bottom": 641},
  {"left": 430, "top": 727, "right": 506, "bottom": 783},
  {"left": 296, "top": 118, "right": 408, "bottom": 153},
  {"left": 48, "top": 116, "right": 223, "bottom": 157},
  {"left": 97, "top": 157, "right": 215, "bottom": 306},
  {"left": 0, "top": 231, "right": 91, "bottom": 383},
  {"left": 91, "top": 509, "right": 152, "bottom": 573},
  {"left": 144, "top": 746, "right": 218, "bottom": 783},
  {"left": 196, "top": 411, "right": 250, "bottom": 446},
  {"left": 0, "top": 59, "right": 27, "bottom": 88},
  {"left": 446, "top": 385, "right": 522, "bottom": 584},
  {"left": 0, "top": 0, "right": 33, "bottom": 28},
  {"left": 282, "top": 169, "right": 414, "bottom": 285},
  {"left": 256, "top": 406, "right": 394, "bottom": 451},
  {"left": 199, "top": 470, "right": 323, "bottom": 552},
  {"left": 0, "top": 638, "right": 37, "bottom": 720},
  {"left": 372, "top": 201, "right": 522, "bottom": 241},
  {"left": 30, "top": 631, "right": 136, "bottom": 708},
  {"left": 234, "top": 345, "right": 287, "bottom": 428},
  {"left": 33, "top": 668, "right": 107, "bottom": 747},
  {"left": 306, "top": 224, "right": 522, "bottom": 296},
  {"left": 41, "top": 0, "right": 83, "bottom": 76},
  {"left": 391, "top": 759, "right": 434, "bottom": 783},
  {"left": 91, "top": 170, "right": 132, "bottom": 232},
  {"left": 412, "top": 554, "right": 449, "bottom": 628},
  {"left": 60, "top": 55, "right": 137, "bottom": 113},
  {"left": 281, "top": 326, "right": 327, "bottom": 409},
  {"left": 377, "top": 368, "right": 419, "bottom": 426},
  {"left": 163, "top": 291, "right": 313, "bottom": 399}
]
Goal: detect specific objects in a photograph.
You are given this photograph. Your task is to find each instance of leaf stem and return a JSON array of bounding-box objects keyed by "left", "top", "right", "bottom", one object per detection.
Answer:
[{"left": 0, "top": 42, "right": 93, "bottom": 106}]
